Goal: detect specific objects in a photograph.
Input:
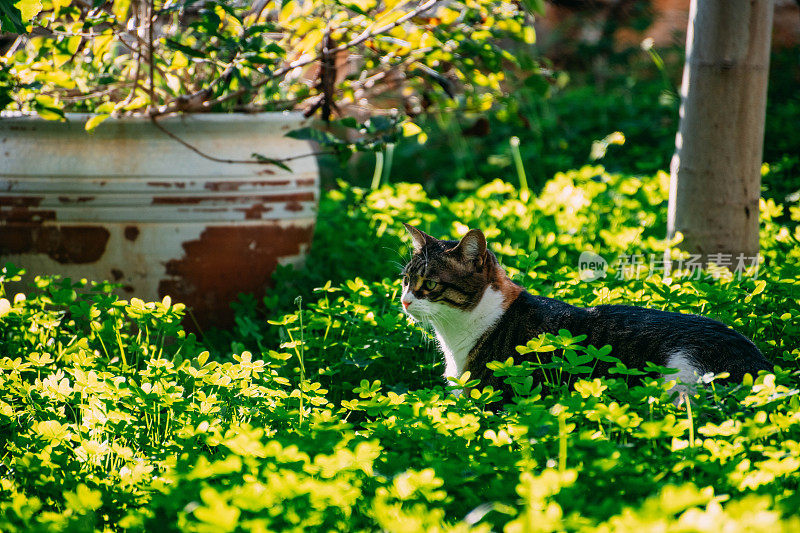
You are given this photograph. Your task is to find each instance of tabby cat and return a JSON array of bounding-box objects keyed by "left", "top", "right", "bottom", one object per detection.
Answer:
[{"left": 400, "top": 224, "right": 772, "bottom": 404}]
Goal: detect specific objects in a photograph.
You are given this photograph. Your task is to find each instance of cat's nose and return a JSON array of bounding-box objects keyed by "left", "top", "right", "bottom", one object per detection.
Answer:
[{"left": 402, "top": 300, "right": 410, "bottom": 310}]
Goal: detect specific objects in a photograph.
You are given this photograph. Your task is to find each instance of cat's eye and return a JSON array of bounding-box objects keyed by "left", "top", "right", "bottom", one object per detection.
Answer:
[{"left": 423, "top": 279, "right": 439, "bottom": 291}]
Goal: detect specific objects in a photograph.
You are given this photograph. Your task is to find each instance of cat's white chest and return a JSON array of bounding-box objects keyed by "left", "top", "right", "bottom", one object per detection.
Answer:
[{"left": 430, "top": 286, "right": 506, "bottom": 379}]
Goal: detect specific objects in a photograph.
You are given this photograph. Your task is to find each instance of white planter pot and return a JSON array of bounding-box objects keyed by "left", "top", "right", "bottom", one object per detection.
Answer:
[{"left": 0, "top": 112, "right": 319, "bottom": 328}]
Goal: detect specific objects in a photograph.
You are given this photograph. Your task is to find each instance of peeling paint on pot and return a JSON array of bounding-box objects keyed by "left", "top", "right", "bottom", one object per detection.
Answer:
[{"left": 0, "top": 112, "right": 319, "bottom": 328}]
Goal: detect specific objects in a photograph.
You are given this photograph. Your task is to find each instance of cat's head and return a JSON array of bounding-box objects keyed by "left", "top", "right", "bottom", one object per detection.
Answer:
[{"left": 400, "top": 224, "right": 514, "bottom": 321}]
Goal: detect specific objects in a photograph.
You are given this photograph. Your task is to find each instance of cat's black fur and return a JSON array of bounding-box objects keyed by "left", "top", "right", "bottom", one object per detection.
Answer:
[{"left": 470, "top": 291, "right": 773, "bottom": 399}]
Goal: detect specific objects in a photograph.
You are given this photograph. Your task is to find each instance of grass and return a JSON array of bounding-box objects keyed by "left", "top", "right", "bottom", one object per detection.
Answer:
[{"left": 2, "top": 163, "right": 800, "bottom": 531}]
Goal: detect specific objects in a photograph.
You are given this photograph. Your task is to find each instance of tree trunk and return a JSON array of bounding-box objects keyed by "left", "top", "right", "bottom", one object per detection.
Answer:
[{"left": 667, "top": 0, "right": 774, "bottom": 264}]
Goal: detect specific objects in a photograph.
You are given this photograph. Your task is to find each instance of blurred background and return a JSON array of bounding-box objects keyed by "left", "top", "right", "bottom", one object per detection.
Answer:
[{"left": 324, "top": 0, "right": 799, "bottom": 203}]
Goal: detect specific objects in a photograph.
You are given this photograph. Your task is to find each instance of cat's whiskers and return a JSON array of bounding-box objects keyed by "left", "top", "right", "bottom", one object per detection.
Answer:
[
  {"left": 384, "top": 246, "right": 410, "bottom": 272},
  {"left": 428, "top": 309, "right": 462, "bottom": 333},
  {"left": 390, "top": 260, "right": 406, "bottom": 273}
]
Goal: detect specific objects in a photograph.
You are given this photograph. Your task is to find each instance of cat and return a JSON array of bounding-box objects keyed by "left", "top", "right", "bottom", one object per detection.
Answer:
[{"left": 399, "top": 223, "right": 773, "bottom": 405}]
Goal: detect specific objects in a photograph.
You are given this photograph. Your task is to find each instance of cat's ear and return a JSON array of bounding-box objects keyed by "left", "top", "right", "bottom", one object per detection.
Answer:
[
  {"left": 451, "top": 229, "right": 487, "bottom": 264},
  {"left": 403, "top": 223, "right": 432, "bottom": 254}
]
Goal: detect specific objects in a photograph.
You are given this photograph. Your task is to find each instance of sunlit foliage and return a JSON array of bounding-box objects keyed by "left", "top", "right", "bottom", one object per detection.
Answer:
[{"left": 2, "top": 166, "right": 800, "bottom": 531}]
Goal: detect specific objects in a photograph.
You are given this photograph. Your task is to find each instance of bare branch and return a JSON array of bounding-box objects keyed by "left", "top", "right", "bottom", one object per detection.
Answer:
[
  {"left": 149, "top": 116, "right": 329, "bottom": 165},
  {"left": 147, "top": 0, "right": 156, "bottom": 111}
]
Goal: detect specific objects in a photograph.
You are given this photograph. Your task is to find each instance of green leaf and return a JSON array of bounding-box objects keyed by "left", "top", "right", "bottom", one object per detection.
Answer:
[
  {"left": 14, "top": 0, "right": 41, "bottom": 21},
  {"left": 751, "top": 279, "right": 767, "bottom": 296},
  {"left": 338, "top": 117, "right": 359, "bottom": 129},
  {"left": 214, "top": 1, "right": 240, "bottom": 20},
  {"left": 0, "top": 0, "right": 26, "bottom": 33},
  {"left": 519, "top": 0, "right": 545, "bottom": 15},
  {"left": 85, "top": 113, "right": 110, "bottom": 132},
  {"left": 244, "top": 53, "right": 279, "bottom": 65},
  {"left": 286, "top": 126, "right": 342, "bottom": 146},
  {"left": 339, "top": 1, "right": 368, "bottom": 16},
  {"left": 401, "top": 122, "right": 422, "bottom": 137},
  {"left": 0, "top": 89, "right": 13, "bottom": 112},
  {"left": 365, "top": 115, "right": 394, "bottom": 133},
  {"left": 164, "top": 38, "right": 206, "bottom": 58},
  {"left": 251, "top": 153, "right": 292, "bottom": 172},
  {"left": 33, "top": 106, "right": 66, "bottom": 121},
  {"left": 566, "top": 365, "right": 593, "bottom": 374},
  {"left": 64, "top": 484, "right": 103, "bottom": 514},
  {"left": 524, "top": 73, "right": 550, "bottom": 96}
]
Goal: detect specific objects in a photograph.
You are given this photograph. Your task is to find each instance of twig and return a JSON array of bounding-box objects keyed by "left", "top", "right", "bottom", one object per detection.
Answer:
[
  {"left": 149, "top": 116, "right": 330, "bottom": 165},
  {"left": 45, "top": 24, "right": 170, "bottom": 83},
  {"left": 304, "top": 24, "right": 340, "bottom": 121},
  {"left": 46, "top": 28, "right": 113, "bottom": 38},
  {"left": 123, "top": 6, "right": 144, "bottom": 106},
  {"left": 353, "top": 48, "right": 433, "bottom": 90},
  {"left": 148, "top": 0, "right": 156, "bottom": 111},
  {"left": 3, "top": 35, "right": 23, "bottom": 57},
  {"left": 55, "top": 85, "right": 134, "bottom": 101}
]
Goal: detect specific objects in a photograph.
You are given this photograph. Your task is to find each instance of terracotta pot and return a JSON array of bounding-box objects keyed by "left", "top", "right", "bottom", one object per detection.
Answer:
[{"left": 0, "top": 112, "right": 318, "bottom": 329}]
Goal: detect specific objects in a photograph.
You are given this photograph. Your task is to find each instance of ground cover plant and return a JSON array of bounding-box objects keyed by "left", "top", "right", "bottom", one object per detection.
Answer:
[{"left": 2, "top": 163, "right": 800, "bottom": 531}]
